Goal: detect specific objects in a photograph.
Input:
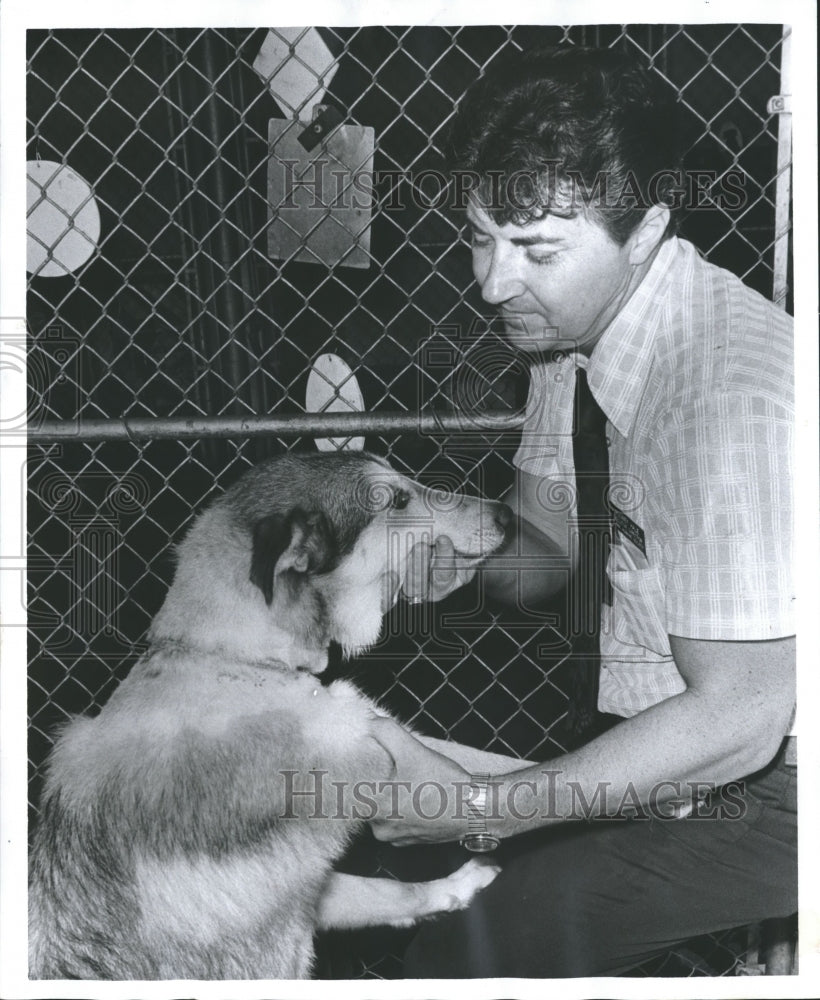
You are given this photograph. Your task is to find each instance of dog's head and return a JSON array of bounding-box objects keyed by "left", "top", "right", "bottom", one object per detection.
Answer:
[{"left": 226, "top": 451, "right": 511, "bottom": 659}]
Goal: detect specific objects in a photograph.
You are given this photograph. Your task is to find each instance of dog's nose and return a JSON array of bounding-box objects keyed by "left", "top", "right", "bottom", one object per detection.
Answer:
[{"left": 494, "top": 502, "right": 514, "bottom": 533}]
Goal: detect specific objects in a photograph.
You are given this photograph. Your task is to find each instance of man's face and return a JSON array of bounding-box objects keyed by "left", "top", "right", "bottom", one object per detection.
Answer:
[{"left": 467, "top": 199, "right": 642, "bottom": 357}]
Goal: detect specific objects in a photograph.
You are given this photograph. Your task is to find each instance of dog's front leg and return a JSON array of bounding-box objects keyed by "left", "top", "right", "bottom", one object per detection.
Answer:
[{"left": 316, "top": 860, "right": 499, "bottom": 931}]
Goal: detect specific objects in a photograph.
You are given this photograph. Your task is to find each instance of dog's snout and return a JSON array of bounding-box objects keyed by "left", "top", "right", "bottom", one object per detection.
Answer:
[{"left": 494, "top": 502, "right": 514, "bottom": 535}]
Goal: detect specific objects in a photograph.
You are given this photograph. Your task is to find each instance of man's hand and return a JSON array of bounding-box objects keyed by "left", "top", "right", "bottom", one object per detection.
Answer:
[
  {"left": 401, "top": 536, "right": 478, "bottom": 604},
  {"left": 368, "top": 716, "right": 472, "bottom": 846}
]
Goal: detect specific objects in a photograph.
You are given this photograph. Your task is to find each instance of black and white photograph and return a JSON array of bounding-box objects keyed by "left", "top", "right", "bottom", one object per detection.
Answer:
[{"left": 1, "top": 0, "right": 818, "bottom": 996}]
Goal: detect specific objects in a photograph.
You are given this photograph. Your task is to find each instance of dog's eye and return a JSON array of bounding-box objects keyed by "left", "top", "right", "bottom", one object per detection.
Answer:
[{"left": 391, "top": 489, "right": 411, "bottom": 511}]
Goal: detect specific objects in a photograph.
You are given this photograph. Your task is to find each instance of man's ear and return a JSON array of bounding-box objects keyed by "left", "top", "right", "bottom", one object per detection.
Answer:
[
  {"left": 250, "top": 509, "right": 337, "bottom": 606},
  {"left": 628, "top": 204, "right": 670, "bottom": 265}
]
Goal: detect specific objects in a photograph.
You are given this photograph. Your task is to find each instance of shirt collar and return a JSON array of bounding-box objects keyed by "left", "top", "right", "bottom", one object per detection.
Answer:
[{"left": 584, "top": 236, "right": 680, "bottom": 438}]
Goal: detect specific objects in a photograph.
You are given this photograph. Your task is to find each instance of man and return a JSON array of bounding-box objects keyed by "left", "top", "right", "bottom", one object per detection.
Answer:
[{"left": 368, "top": 46, "right": 796, "bottom": 977}]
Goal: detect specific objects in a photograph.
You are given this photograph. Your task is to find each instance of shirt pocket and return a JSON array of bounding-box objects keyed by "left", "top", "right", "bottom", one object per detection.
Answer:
[{"left": 608, "top": 565, "right": 671, "bottom": 657}]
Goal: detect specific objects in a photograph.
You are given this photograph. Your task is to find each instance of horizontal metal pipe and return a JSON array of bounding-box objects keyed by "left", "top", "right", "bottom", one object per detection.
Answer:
[{"left": 28, "top": 410, "right": 526, "bottom": 443}]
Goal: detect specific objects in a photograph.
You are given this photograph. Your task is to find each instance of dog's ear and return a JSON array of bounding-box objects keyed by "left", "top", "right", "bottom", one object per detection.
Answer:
[{"left": 250, "top": 508, "right": 336, "bottom": 606}]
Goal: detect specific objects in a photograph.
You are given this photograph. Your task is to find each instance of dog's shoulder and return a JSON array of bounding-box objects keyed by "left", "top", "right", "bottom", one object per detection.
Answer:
[{"left": 45, "top": 650, "right": 391, "bottom": 812}]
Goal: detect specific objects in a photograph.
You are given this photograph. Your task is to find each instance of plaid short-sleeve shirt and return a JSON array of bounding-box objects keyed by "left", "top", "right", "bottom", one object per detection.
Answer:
[{"left": 514, "top": 237, "right": 794, "bottom": 718}]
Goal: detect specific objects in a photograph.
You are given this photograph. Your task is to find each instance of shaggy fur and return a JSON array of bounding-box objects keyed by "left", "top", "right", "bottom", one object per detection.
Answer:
[{"left": 29, "top": 452, "right": 510, "bottom": 980}]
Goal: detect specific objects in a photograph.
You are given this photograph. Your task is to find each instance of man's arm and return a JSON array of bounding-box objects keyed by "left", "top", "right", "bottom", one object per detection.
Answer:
[
  {"left": 369, "top": 634, "right": 795, "bottom": 845},
  {"left": 411, "top": 468, "right": 571, "bottom": 608},
  {"left": 482, "top": 468, "right": 571, "bottom": 606},
  {"left": 415, "top": 734, "right": 535, "bottom": 774},
  {"left": 490, "top": 634, "right": 796, "bottom": 833}
]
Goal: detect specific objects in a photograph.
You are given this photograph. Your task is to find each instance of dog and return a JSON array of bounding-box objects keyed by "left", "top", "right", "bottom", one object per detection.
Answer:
[{"left": 29, "top": 451, "right": 513, "bottom": 980}]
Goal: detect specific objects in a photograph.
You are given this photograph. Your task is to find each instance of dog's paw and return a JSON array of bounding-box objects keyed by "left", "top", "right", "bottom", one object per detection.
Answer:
[
  {"left": 428, "top": 858, "right": 501, "bottom": 914},
  {"left": 381, "top": 859, "right": 501, "bottom": 928}
]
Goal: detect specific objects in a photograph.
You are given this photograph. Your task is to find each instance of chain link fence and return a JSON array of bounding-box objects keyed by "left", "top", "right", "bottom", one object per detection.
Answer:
[{"left": 26, "top": 23, "right": 792, "bottom": 978}]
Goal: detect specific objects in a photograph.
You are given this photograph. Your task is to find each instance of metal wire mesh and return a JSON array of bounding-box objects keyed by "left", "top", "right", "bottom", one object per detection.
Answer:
[{"left": 25, "top": 23, "right": 792, "bottom": 978}]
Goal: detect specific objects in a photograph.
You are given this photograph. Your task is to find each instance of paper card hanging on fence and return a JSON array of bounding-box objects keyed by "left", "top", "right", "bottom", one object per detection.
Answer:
[
  {"left": 267, "top": 114, "right": 374, "bottom": 270},
  {"left": 27, "top": 161, "right": 101, "bottom": 277},
  {"left": 305, "top": 353, "right": 365, "bottom": 452},
  {"left": 253, "top": 28, "right": 337, "bottom": 122}
]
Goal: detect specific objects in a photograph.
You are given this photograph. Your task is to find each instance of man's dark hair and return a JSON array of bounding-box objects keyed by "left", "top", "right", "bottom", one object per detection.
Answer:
[{"left": 444, "top": 46, "right": 683, "bottom": 244}]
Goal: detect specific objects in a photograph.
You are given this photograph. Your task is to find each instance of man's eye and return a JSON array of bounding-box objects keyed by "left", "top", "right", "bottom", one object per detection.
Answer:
[
  {"left": 468, "top": 228, "right": 491, "bottom": 247},
  {"left": 391, "top": 489, "right": 411, "bottom": 510},
  {"left": 527, "top": 251, "right": 558, "bottom": 267}
]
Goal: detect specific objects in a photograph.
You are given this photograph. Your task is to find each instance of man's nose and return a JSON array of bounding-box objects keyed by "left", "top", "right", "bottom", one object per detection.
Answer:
[{"left": 477, "top": 244, "right": 526, "bottom": 305}]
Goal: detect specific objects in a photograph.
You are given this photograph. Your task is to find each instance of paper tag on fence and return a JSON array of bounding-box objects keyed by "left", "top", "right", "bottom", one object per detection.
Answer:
[
  {"left": 267, "top": 117, "right": 374, "bottom": 270},
  {"left": 253, "top": 28, "right": 337, "bottom": 122}
]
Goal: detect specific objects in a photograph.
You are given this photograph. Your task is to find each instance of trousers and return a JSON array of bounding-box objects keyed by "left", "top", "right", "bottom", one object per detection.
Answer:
[{"left": 402, "top": 746, "right": 797, "bottom": 978}]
